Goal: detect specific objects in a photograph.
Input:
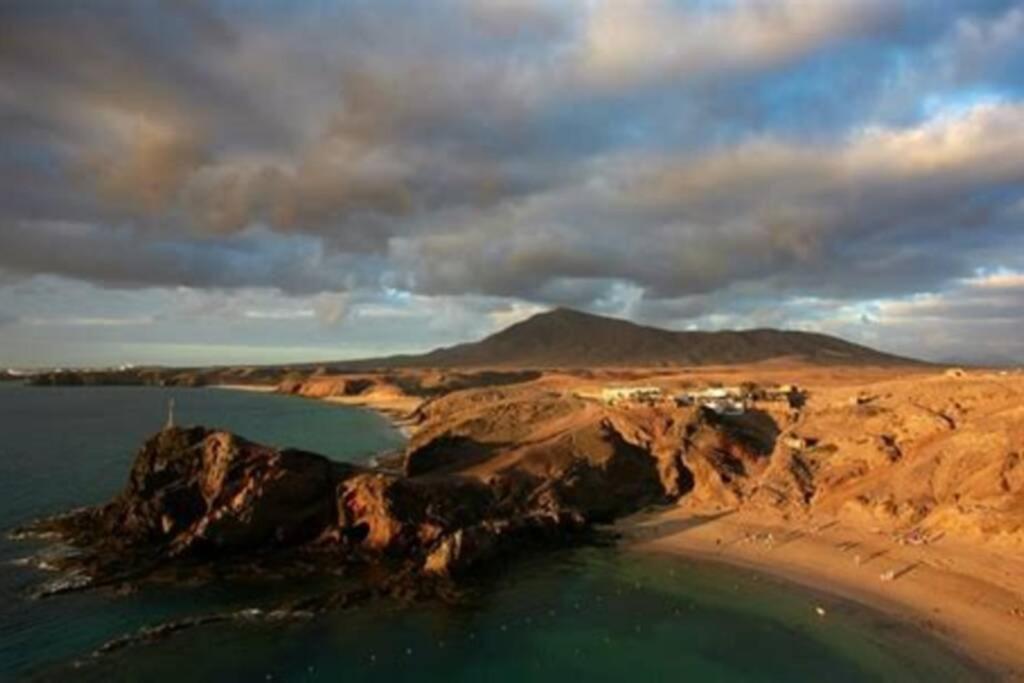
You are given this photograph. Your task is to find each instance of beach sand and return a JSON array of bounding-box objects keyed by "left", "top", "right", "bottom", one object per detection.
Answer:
[
  {"left": 209, "top": 384, "right": 277, "bottom": 393},
  {"left": 321, "top": 394, "right": 421, "bottom": 436},
  {"left": 622, "top": 507, "right": 1024, "bottom": 679}
]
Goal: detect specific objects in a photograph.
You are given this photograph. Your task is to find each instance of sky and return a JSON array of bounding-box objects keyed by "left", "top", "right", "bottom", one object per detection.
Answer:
[{"left": 2, "top": 0, "right": 1024, "bottom": 367}]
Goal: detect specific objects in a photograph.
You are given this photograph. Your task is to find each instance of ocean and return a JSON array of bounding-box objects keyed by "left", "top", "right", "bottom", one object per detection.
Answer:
[{"left": 0, "top": 384, "right": 986, "bottom": 681}]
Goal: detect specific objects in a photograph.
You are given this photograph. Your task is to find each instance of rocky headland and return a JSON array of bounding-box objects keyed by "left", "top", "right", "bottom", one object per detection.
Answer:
[
  {"left": 13, "top": 308, "right": 1024, "bottom": 673},
  {"left": 16, "top": 400, "right": 697, "bottom": 600},
  {"left": 21, "top": 362, "right": 1024, "bottom": 593}
]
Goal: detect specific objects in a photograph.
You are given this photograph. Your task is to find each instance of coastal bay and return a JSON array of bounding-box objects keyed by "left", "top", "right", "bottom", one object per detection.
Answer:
[
  {"left": 6, "top": 3, "right": 1024, "bottom": 679},
  {"left": 261, "top": 356, "right": 1024, "bottom": 679},
  {"left": 220, "top": 362, "right": 1024, "bottom": 679},
  {"left": 624, "top": 508, "right": 1024, "bottom": 678},
  {"left": 2, "top": 381, "right": 993, "bottom": 680},
  {"left": 0, "top": 384, "right": 404, "bottom": 678}
]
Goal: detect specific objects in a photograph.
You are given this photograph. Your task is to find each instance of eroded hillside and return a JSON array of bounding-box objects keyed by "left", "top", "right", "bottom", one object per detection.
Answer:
[{"left": 326, "top": 366, "right": 1024, "bottom": 548}]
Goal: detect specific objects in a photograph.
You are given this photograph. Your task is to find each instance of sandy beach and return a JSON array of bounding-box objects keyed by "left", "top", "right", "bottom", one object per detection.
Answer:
[
  {"left": 209, "top": 384, "right": 277, "bottom": 393},
  {"left": 320, "top": 395, "right": 420, "bottom": 437},
  {"left": 622, "top": 507, "right": 1024, "bottom": 679}
]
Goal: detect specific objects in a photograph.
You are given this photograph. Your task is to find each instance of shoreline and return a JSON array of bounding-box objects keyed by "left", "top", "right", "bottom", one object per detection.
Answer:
[
  {"left": 620, "top": 507, "right": 1024, "bottom": 679},
  {"left": 210, "top": 383, "right": 420, "bottom": 438},
  {"left": 319, "top": 395, "right": 420, "bottom": 438},
  {"left": 208, "top": 383, "right": 277, "bottom": 393}
]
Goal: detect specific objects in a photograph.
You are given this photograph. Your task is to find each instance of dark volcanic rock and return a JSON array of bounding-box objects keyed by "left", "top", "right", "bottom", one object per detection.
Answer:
[
  {"left": 422, "top": 511, "right": 586, "bottom": 578},
  {"left": 17, "top": 428, "right": 356, "bottom": 590},
  {"left": 335, "top": 472, "right": 495, "bottom": 554},
  {"left": 20, "top": 425, "right": 628, "bottom": 589},
  {"left": 44, "top": 427, "right": 346, "bottom": 558},
  {"left": 115, "top": 427, "right": 342, "bottom": 553}
]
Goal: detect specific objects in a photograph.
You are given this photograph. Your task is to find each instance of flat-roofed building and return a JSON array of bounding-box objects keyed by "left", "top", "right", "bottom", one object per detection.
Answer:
[{"left": 601, "top": 386, "right": 663, "bottom": 404}]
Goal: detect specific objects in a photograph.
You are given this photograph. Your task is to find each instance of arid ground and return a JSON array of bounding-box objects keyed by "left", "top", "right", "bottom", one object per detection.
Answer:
[{"left": 279, "top": 362, "right": 1024, "bottom": 676}]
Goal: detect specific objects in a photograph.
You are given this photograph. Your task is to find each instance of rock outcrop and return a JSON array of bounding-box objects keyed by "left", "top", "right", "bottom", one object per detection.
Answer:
[
  {"left": 118, "top": 428, "right": 341, "bottom": 552},
  {"left": 23, "top": 419, "right": 663, "bottom": 592}
]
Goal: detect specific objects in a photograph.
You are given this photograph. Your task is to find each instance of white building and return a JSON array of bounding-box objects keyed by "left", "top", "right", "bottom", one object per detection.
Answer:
[
  {"left": 703, "top": 399, "right": 746, "bottom": 416},
  {"left": 675, "top": 386, "right": 747, "bottom": 414},
  {"left": 601, "top": 386, "right": 664, "bottom": 404}
]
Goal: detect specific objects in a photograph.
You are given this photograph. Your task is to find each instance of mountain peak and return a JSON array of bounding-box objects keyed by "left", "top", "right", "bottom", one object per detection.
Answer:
[
  {"left": 347, "top": 307, "right": 920, "bottom": 369},
  {"left": 513, "top": 307, "right": 637, "bottom": 328},
  {"left": 525, "top": 307, "right": 597, "bottom": 322}
]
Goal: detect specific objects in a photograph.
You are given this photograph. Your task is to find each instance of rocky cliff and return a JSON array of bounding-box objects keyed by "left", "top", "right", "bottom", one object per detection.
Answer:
[{"left": 22, "top": 414, "right": 676, "bottom": 595}]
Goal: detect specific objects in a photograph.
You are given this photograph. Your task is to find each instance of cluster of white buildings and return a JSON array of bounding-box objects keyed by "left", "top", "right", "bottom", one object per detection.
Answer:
[
  {"left": 674, "top": 387, "right": 747, "bottom": 415},
  {"left": 599, "top": 383, "right": 804, "bottom": 416},
  {"left": 600, "top": 386, "right": 663, "bottom": 405},
  {"left": 5, "top": 363, "right": 137, "bottom": 376}
]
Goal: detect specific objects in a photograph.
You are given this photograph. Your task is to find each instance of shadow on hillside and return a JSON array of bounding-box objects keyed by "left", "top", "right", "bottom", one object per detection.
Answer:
[{"left": 628, "top": 510, "right": 736, "bottom": 544}]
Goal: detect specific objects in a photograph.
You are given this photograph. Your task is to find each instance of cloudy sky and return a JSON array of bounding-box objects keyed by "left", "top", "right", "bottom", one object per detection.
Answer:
[{"left": 2, "top": 0, "right": 1024, "bottom": 367}]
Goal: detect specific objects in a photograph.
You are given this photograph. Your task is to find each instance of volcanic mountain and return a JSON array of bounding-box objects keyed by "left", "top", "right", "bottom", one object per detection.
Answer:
[{"left": 348, "top": 308, "right": 919, "bottom": 368}]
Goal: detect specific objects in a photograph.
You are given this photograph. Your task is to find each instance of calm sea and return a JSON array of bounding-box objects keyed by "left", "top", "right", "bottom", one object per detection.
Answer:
[{"left": 0, "top": 384, "right": 986, "bottom": 681}]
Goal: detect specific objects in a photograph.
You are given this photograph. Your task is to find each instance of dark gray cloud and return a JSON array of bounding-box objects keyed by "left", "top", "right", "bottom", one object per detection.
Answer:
[
  {"left": 825, "top": 272, "right": 1024, "bottom": 364},
  {"left": 2, "top": 0, "right": 1024, "bottom": 363},
  {"left": 386, "top": 100, "right": 1024, "bottom": 308},
  {"left": 0, "top": 221, "right": 373, "bottom": 293}
]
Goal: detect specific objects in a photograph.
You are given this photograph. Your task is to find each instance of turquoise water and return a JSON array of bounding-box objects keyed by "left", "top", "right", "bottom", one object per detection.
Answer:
[{"left": 0, "top": 384, "right": 987, "bottom": 681}]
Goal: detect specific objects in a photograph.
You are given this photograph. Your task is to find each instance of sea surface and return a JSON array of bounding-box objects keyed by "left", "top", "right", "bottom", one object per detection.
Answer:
[{"left": 0, "top": 383, "right": 987, "bottom": 681}]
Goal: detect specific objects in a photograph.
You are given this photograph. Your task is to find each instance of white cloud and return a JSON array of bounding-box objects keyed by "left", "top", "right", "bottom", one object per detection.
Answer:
[
  {"left": 242, "top": 309, "right": 316, "bottom": 321},
  {"left": 575, "top": 0, "right": 894, "bottom": 89}
]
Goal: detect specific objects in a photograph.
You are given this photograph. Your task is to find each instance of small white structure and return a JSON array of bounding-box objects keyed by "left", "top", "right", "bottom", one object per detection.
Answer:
[
  {"left": 703, "top": 398, "right": 746, "bottom": 416},
  {"left": 674, "top": 386, "right": 750, "bottom": 414},
  {"left": 766, "top": 384, "right": 793, "bottom": 397},
  {"left": 695, "top": 387, "right": 733, "bottom": 400},
  {"left": 783, "top": 435, "right": 808, "bottom": 450},
  {"left": 165, "top": 398, "right": 176, "bottom": 430},
  {"left": 601, "top": 386, "right": 663, "bottom": 405}
]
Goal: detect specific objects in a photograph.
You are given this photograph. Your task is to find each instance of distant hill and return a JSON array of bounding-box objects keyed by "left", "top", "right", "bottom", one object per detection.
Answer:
[{"left": 343, "top": 308, "right": 921, "bottom": 368}]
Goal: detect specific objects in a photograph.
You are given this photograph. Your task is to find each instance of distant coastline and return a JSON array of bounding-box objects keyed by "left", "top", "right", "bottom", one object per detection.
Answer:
[{"left": 209, "top": 383, "right": 276, "bottom": 393}]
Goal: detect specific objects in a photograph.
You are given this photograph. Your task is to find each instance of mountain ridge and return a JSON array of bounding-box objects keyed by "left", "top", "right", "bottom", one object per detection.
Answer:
[{"left": 339, "top": 307, "right": 921, "bottom": 368}]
